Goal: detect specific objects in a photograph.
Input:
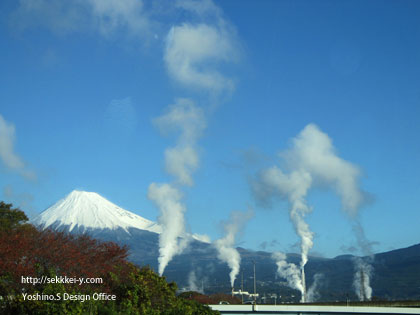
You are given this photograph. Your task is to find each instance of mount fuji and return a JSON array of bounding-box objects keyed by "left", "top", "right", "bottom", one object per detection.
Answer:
[
  {"left": 31, "top": 190, "right": 216, "bottom": 284},
  {"left": 32, "top": 190, "right": 161, "bottom": 234},
  {"left": 32, "top": 190, "right": 209, "bottom": 243}
]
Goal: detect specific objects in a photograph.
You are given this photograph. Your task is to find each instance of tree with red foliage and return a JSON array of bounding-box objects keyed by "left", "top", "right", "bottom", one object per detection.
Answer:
[
  {"left": 0, "top": 202, "right": 219, "bottom": 314},
  {"left": 179, "top": 291, "right": 241, "bottom": 305},
  {"left": 0, "top": 226, "right": 128, "bottom": 294}
]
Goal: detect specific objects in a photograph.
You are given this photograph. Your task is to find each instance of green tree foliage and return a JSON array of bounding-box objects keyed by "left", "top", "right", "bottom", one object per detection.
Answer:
[
  {"left": 0, "top": 201, "right": 29, "bottom": 231},
  {"left": 0, "top": 202, "right": 218, "bottom": 314},
  {"left": 100, "top": 264, "right": 217, "bottom": 314}
]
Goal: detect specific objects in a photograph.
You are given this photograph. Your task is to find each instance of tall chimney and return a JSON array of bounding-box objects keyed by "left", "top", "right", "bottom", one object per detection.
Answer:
[
  {"left": 360, "top": 268, "right": 366, "bottom": 302},
  {"left": 301, "top": 266, "right": 306, "bottom": 303}
]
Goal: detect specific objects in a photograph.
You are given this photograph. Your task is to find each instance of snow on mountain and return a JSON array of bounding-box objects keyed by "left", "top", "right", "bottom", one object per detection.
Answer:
[
  {"left": 32, "top": 190, "right": 162, "bottom": 234},
  {"left": 32, "top": 190, "right": 210, "bottom": 243}
]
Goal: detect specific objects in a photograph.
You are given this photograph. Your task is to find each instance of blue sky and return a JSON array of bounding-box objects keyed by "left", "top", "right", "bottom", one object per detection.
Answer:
[{"left": 0, "top": 0, "right": 419, "bottom": 258}]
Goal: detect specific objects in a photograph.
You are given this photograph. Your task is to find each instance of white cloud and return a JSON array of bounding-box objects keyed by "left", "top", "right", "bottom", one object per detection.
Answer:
[
  {"left": 164, "top": 22, "right": 237, "bottom": 93},
  {"left": 11, "top": 0, "right": 150, "bottom": 37},
  {"left": 12, "top": 0, "right": 239, "bottom": 94},
  {"left": 0, "top": 115, "right": 35, "bottom": 180},
  {"left": 88, "top": 0, "right": 149, "bottom": 37},
  {"left": 11, "top": 0, "right": 87, "bottom": 34}
]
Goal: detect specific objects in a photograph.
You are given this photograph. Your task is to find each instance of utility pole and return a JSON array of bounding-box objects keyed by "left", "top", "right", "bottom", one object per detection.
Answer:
[
  {"left": 253, "top": 261, "right": 257, "bottom": 304},
  {"left": 241, "top": 271, "right": 244, "bottom": 304}
]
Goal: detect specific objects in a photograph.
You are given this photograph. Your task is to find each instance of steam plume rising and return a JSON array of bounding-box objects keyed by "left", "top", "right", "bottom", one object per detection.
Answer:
[
  {"left": 257, "top": 167, "right": 313, "bottom": 302},
  {"left": 254, "top": 124, "right": 369, "bottom": 301},
  {"left": 150, "top": 0, "right": 237, "bottom": 275},
  {"left": 352, "top": 219, "right": 374, "bottom": 301},
  {"left": 306, "top": 273, "right": 324, "bottom": 302},
  {"left": 188, "top": 270, "right": 204, "bottom": 293},
  {"left": 272, "top": 252, "right": 306, "bottom": 302},
  {"left": 153, "top": 98, "right": 206, "bottom": 186},
  {"left": 353, "top": 257, "right": 373, "bottom": 301},
  {"left": 147, "top": 183, "right": 189, "bottom": 276},
  {"left": 272, "top": 254, "right": 323, "bottom": 302},
  {"left": 214, "top": 209, "right": 254, "bottom": 288},
  {"left": 149, "top": 99, "right": 206, "bottom": 275}
]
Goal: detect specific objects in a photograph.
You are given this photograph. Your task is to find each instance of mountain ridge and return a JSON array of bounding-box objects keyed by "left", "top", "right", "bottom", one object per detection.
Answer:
[{"left": 31, "top": 190, "right": 420, "bottom": 301}]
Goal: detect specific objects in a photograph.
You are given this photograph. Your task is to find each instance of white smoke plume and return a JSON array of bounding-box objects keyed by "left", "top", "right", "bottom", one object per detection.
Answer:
[
  {"left": 148, "top": 99, "right": 207, "bottom": 275},
  {"left": 254, "top": 123, "right": 370, "bottom": 300},
  {"left": 272, "top": 252, "right": 304, "bottom": 300},
  {"left": 149, "top": 0, "right": 238, "bottom": 277},
  {"left": 214, "top": 209, "right": 254, "bottom": 288},
  {"left": 187, "top": 270, "right": 204, "bottom": 293},
  {"left": 0, "top": 114, "right": 35, "bottom": 180},
  {"left": 350, "top": 216, "right": 374, "bottom": 300},
  {"left": 153, "top": 98, "right": 206, "bottom": 186},
  {"left": 353, "top": 257, "right": 373, "bottom": 301},
  {"left": 256, "top": 166, "right": 314, "bottom": 301},
  {"left": 352, "top": 219, "right": 374, "bottom": 256},
  {"left": 147, "top": 182, "right": 189, "bottom": 276},
  {"left": 306, "top": 273, "right": 324, "bottom": 302},
  {"left": 351, "top": 219, "right": 374, "bottom": 301},
  {"left": 281, "top": 124, "right": 365, "bottom": 217}
]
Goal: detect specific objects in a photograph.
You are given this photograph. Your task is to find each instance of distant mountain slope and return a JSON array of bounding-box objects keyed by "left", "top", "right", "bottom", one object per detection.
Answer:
[
  {"left": 31, "top": 191, "right": 420, "bottom": 301},
  {"left": 371, "top": 243, "right": 420, "bottom": 299}
]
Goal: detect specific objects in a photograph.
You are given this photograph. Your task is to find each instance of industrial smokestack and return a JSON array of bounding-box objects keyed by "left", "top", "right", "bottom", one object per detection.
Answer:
[
  {"left": 360, "top": 268, "right": 366, "bottom": 301},
  {"left": 301, "top": 266, "right": 306, "bottom": 303}
]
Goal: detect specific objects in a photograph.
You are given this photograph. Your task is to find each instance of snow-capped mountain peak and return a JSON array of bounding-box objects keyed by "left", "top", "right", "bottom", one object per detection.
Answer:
[{"left": 32, "top": 190, "right": 162, "bottom": 234}]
